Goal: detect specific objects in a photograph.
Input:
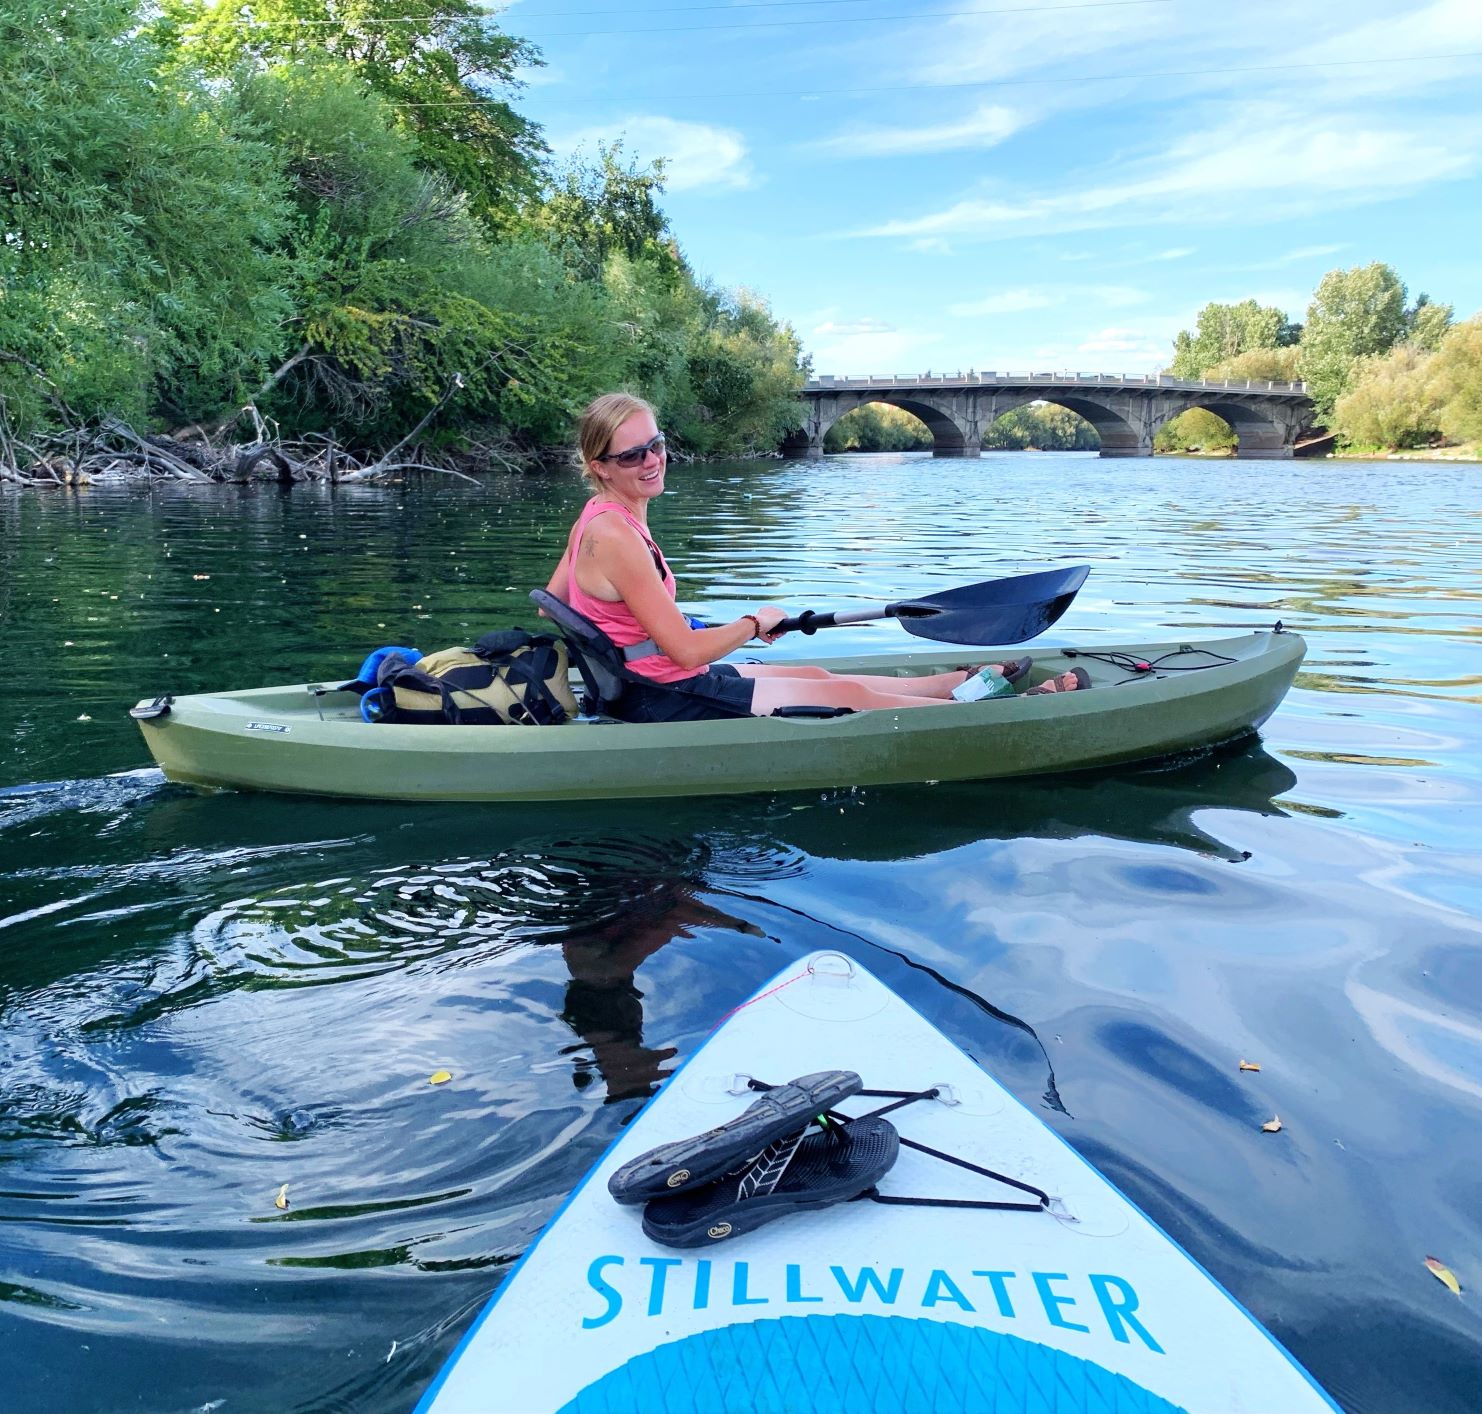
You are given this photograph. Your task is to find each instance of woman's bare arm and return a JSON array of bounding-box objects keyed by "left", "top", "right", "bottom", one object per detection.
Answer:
[{"left": 587, "top": 514, "right": 768, "bottom": 668}]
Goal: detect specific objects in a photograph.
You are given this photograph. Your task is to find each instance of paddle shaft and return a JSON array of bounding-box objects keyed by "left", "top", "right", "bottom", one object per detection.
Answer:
[
  {"left": 769, "top": 565, "right": 1090, "bottom": 646},
  {"left": 774, "top": 606, "right": 896, "bottom": 634}
]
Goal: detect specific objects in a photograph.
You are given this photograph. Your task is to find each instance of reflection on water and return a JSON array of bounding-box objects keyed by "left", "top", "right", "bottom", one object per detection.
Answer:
[{"left": 1, "top": 453, "right": 1481, "bottom": 1414}]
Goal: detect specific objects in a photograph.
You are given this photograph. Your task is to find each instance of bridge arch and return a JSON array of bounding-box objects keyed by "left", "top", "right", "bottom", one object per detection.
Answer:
[
  {"left": 981, "top": 395, "right": 1141, "bottom": 456},
  {"left": 785, "top": 394, "right": 976, "bottom": 458},
  {"left": 1152, "top": 400, "right": 1291, "bottom": 458}
]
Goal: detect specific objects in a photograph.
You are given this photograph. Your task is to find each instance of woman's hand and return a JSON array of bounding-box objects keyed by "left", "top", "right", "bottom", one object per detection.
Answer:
[{"left": 753, "top": 605, "right": 788, "bottom": 644}]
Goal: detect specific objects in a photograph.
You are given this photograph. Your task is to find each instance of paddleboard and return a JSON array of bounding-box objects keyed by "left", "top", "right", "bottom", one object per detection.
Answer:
[{"left": 415, "top": 951, "right": 1338, "bottom": 1414}]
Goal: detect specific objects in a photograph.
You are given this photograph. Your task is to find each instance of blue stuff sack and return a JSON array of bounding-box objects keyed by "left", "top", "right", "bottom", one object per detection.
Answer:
[{"left": 350, "top": 646, "right": 421, "bottom": 722}]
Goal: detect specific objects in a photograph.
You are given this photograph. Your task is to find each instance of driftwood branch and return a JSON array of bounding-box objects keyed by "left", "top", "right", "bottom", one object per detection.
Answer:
[{"left": 337, "top": 371, "right": 467, "bottom": 482}]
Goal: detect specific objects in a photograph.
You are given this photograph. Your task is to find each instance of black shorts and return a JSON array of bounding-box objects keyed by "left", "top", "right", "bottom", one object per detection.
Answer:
[{"left": 615, "top": 664, "right": 756, "bottom": 724}]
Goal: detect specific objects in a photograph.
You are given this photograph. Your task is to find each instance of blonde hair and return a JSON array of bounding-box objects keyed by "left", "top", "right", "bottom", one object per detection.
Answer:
[{"left": 574, "top": 392, "right": 657, "bottom": 489}]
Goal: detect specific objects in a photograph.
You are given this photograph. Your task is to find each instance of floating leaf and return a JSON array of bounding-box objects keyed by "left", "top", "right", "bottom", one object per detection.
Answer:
[
  {"left": 1425, "top": 1257, "right": 1462, "bottom": 1296},
  {"left": 1239, "top": 1060, "right": 1262, "bottom": 1072},
  {"left": 274, "top": 1184, "right": 289, "bottom": 1210},
  {"left": 1261, "top": 1115, "right": 1283, "bottom": 1133},
  {"left": 428, "top": 1069, "right": 453, "bottom": 1086}
]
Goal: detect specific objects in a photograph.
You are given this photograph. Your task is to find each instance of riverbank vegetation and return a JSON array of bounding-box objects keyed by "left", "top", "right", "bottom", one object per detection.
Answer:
[
  {"left": 1159, "top": 265, "right": 1480, "bottom": 456},
  {"left": 0, "top": 0, "right": 806, "bottom": 486}
]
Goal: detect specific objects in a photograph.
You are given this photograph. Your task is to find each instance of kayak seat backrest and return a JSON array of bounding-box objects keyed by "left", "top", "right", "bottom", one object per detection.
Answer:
[
  {"left": 528, "top": 589, "right": 631, "bottom": 711},
  {"left": 529, "top": 589, "right": 854, "bottom": 722}
]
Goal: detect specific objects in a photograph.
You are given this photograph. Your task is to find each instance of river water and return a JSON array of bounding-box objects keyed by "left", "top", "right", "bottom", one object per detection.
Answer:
[{"left": 1, "top": 451, "right": 1479, "bottom": 1414}]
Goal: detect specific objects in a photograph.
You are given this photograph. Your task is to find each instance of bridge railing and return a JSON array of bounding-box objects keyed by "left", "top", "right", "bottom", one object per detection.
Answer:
[{"left": 807, "top": 372, "right": 1308, "bottom": 394}]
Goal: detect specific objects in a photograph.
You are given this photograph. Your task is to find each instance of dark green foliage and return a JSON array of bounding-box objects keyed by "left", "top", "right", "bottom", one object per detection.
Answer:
[
  {"left": 824, "top": 405, "right": 933, "bottom": 452},
  {"left": 2, "top": 2, "right": 807, "bottom": 464},
  {"left": 534, "top": 145, "right": 682, "bottom": 282},
  {"left": 159, "top": 0, "right": 545, "bottom": 231},
  {"left": 987, "top": 404, "right": 1099, "bottom": 450},
  {"left": 0, "top": 0, "right": 293, "bottom": 433}
]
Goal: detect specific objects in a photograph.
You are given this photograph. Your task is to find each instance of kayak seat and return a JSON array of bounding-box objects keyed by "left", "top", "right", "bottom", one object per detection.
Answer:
[
  {"left": 529, "top": 589, "right": 631, "bottom": 713},
  {"left": 530, "top": 590, "right": 855, "bottom": 722},
  {"left": 529, "top": 590, "right": 747, "bottom": 721}
]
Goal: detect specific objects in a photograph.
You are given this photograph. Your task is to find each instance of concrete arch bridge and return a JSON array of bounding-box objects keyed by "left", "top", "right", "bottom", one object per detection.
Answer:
[{"left": 786, "top": 371, "right": 1315, "bottom": 459}]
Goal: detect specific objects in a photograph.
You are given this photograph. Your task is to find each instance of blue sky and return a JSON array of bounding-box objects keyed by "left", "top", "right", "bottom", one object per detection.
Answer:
[{"left": 504, "top": 0, "right": 1482, "bottom": 377}]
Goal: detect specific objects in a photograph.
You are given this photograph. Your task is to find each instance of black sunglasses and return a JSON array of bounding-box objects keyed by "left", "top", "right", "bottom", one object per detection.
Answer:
[{"left": 597, "top": 432, "right": 667, "bottom": 469}]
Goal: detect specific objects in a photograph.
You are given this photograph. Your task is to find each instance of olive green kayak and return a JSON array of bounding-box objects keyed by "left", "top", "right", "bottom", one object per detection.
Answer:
[{"left": 130, "top": 628, "right": 1304, "bottom": 802}]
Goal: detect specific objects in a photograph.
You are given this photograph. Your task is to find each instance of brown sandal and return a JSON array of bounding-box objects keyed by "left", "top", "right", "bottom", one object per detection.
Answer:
[
  {"left": 964, "top": 655, "right": 1032, "bottom": 685},
  {"left": 1025, "top": 667, "right": 1091, "bottom": 695}
]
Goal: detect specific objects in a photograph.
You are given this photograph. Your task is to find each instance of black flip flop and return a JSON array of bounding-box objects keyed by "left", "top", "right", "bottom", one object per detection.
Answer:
[
  {"left": 641, "top": 1115, "right": 900, "bottom": 1247},
  {"left": 607, "top": 1070, "right": 863, "bottom": 1205}
]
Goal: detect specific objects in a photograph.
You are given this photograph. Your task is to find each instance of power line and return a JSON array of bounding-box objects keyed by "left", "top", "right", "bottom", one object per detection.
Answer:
[{"left": 394, "top": 50, "right": 1482, "bottom": 107}]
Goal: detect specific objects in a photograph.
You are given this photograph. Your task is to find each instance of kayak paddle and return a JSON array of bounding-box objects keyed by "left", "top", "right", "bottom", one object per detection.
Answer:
[{"left": 773, "top": 564, "right": 1090, "bottom": 646}]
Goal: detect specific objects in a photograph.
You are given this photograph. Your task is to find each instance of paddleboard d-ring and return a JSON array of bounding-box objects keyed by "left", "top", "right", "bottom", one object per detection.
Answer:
[
  {"left": 782, "top": 951, "right": 888, "bottom": 1022},
  {"left": 806, "top": 951, "right": 855, "bottom": 983}
]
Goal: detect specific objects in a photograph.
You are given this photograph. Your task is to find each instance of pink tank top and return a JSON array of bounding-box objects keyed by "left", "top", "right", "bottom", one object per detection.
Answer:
[{"left": 565, "top": 499, "right": 702, "bottom": 684}]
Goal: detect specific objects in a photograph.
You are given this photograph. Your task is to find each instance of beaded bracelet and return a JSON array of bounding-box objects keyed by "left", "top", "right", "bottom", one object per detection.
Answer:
[{"left": 741, "top": 613, "right": 762, "bottom": 640}]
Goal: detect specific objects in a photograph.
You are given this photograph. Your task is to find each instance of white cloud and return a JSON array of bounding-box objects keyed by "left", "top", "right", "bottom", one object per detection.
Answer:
[
  {"left": 554, "top": 117, "right": 754, "bottom": 192},
  {"left": 806, "top": 327, "right": 943, "bottom": 376},
  {"left": 513, "top": 63, "right": 563, "bottom": 88},
  {"left": 808, "top": 104, "right": 1023, "bottom": 157},
  {"left": 948, "top": 285, "right": 1149, "bottom": 317},
  {"left": 1087, "top": 284, "right": 1150, "bottom": 308},
  {"left": 857, "top": 111, "right": 1478, "bottom": 241},
  {"left": 1153, "top": 247, "right": 1195, "bottom": 261},
  {"left": 1078, "top": 328, "right": 1161, "bottom": 354},
  {"left": 908, "top": 237, "right": 953, "bottom": 255},
  {"left": 949, "top": 289, "right": 1056, "bottom": 317},
  {"left": 813, "top": 318, "right": 896, "bottom": 336}
]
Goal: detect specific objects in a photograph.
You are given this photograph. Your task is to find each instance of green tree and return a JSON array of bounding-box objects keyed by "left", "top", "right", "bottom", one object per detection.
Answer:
[
  {"left": 0, "top": 0, "right": 293, "bottom": 433},
  {"left": 1154, "top": 409, "right": 1236, "bottom": 453},
  {"left": 824, "top": 404, "right": 932, "bottom": 452},
  {"left": 988, "top": 403, "right": 1099, "bottom": 450},
  {"left": 1203, "top": 346, "right": 1302, "bottom": 383},
  {"left": 670, "top": 286, "right": 806, "bottom": 456},
  {"left": 158, "top": 0, "right": 544, "bottom": 230},
  {"left": 534, "top": 145, "right": 682, "bottom": 282},
  {"left": 1332, "top": 345, "right": 1441, "bottom": 449},
  {"left": 1429, "top": 316, "right": 1482, "bottom": 445},
  {"left": 235, "top": 61, "right": 505, "bottom": 438},
  {"left": 1406, "top": 295, "right": 1453, "bottom": 353},
  {"left": 1298, "top": 263, "right": 1409, "bottom": 419},
  {"left": 1169, "top": 301, "right": 1295, "bottom": 379}
]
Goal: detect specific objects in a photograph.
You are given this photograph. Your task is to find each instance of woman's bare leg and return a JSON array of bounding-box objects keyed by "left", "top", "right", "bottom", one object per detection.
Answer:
[
  {"left": 736, "top": 663, "right": 978, "bottom": 699},
  {"left": 745, "top": 674, "right": 958, "bottom": 715}
]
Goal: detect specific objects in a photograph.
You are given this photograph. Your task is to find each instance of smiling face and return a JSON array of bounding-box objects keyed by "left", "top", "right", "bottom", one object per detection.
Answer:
[{"left": 589, "top": 408, "right": 667, "bottom": 507}]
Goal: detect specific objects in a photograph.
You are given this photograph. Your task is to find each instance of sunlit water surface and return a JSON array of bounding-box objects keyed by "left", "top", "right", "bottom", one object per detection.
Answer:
[{"left": 1, "top": 451, "right": 1480, "bottom": 1414}]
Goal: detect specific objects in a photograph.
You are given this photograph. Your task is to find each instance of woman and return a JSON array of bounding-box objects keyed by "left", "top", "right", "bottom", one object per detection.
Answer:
[{"left": 545, "top": 393, "right": 1082, "bottom": 722}]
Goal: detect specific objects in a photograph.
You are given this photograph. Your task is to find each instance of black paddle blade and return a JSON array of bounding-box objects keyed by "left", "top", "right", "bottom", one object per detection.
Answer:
[{"left": 887, "top": 564, "right": 1090, "bottom": 645}]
